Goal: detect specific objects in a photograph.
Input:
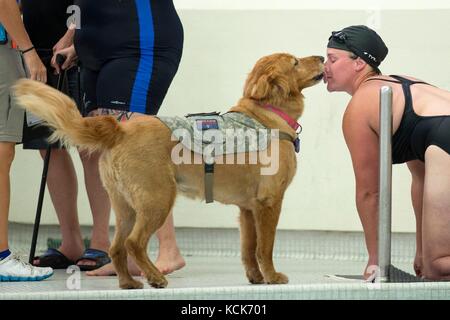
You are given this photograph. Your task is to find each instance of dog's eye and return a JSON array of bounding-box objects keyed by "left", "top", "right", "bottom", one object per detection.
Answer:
[{"left": 293, "top": 59, "right": 299, "bottom": 67}]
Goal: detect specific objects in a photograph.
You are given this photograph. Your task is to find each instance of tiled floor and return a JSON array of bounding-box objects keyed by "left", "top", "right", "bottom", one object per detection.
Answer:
[{"left": 1, "top": 224, "right": 449, "bottom": 300}]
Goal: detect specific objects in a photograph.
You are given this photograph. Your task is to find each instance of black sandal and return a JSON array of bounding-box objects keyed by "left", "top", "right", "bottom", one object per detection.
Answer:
[
  {"left": 76, "top": 248, "right": 111, "bottom": 271},
  {"left": 33, "top": 248, "right": 76, "bottom": 269}
]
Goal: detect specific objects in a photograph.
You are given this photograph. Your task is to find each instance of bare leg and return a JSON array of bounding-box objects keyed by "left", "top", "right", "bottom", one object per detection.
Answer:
[
  {"left": 33, "top": 148, "right": 83, "bottom": 263},
  {"left": 86, "top": 255, "right": 141, "bottom": 276},
  {"left": 0, "top": 142, "right": 15, "bottom": 251},
  {"left": 407, "top": 160, "right": 425, "bottom": 277},
  {"left": 154, "top": 209, "right": 185, "bottom": 275},
  {"left": 422, "top": 145, "right": 450, "bottom": 280},
  {"left": 77, "top": 150, "right": 111, "bottom": 267},
  {"left": 87, "top": 210, "right": 184, "bottom": 276}
]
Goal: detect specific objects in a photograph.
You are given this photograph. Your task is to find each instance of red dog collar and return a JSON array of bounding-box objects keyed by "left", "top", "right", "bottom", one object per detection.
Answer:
[{"left": 263, "top": 104, "right": 302, "bottom": 133}]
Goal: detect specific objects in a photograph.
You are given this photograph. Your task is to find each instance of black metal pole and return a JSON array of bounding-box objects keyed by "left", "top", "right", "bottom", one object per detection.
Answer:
[
  {"left": 28, "top": 54, "right": 66, "bottom": 264},
  {"left": 28, "top": 146, "right": 51, "bottom": 263}
]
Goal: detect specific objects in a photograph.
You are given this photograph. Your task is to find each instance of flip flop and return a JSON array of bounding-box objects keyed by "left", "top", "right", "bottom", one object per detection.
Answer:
[
  {"left": 76, "top": 248, "right": 111, "bottom": 271},
  {"left": 33, "top": 248, "right": 76, "bottom": 269}
]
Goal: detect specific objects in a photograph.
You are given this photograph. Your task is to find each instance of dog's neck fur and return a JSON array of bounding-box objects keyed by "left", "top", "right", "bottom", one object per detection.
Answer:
[
  {"left": 230, "top": 97, "right": 303, "bottom": 137},
  {"left": 262, "top": 92, "right": 305, "bottom": 120}
]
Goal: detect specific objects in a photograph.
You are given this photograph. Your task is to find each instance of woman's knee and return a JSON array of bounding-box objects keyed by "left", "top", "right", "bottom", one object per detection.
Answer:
[{"left": 0, "top": 143, "right": 15, "bottom": 168}]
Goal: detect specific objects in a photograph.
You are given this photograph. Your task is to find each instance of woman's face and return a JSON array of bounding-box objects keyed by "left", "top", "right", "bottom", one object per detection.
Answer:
[{"left": 324, "top": 48, "right": 357, "bottom": 93}]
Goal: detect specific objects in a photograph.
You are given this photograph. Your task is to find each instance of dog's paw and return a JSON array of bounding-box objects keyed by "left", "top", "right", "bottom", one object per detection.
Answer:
[
  {"left": 148, "top": 276, "right": 168, "bottom": 289},
  {"left": 246, "top": 270, "right": 264, "bottom": 284},
  {"left": 265, "top": 272, "right": 289, "bottom": 284},
  {"left": 120, "top": 279, "right": 144, "bottom": 290}
]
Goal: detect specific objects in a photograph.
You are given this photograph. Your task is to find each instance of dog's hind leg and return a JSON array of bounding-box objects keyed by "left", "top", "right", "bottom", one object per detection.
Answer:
[
  {"left": 108, "top": 192, "right": 142, "bottom": 289},
  {"left": 125, "top": 209, "right": 171, "bottom": 288},
  {"left": 239, "top": 208, "right": 264, "bottom": 284},
  {"left": 125, "top": 177, "right": 176, "bottom": 288},
  {"left": 253, "top": 200, "right": 288, "bottom": 284}
]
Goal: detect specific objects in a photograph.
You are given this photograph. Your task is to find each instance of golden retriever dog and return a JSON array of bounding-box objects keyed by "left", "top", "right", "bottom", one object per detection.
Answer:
[{"left": 14, "top": 53, "right": 324, "bottom": 289}]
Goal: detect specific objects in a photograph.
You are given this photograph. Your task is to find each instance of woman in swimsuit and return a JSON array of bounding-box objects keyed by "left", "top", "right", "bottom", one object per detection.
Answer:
[{"left": 325, "top": 25, "right": 450, "bottom": 280}]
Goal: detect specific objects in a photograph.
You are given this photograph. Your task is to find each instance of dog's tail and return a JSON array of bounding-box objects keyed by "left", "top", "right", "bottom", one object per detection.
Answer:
[{"left": 13, "top": 79, "right": 124, "bottom": 152}]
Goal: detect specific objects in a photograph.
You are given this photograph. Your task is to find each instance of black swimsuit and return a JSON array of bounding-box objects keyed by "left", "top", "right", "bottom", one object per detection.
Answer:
[
  {"left": 74, "top": 0, "right": 184, "bottom": 115},
  {"left": 366, "top": 75, "right": 450, "bottom": 164}
]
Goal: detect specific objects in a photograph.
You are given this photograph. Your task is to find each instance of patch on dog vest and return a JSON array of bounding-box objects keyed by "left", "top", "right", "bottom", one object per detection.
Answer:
[
  {"left": 196, "top": 118, "right": 219, "bottom": 130},
  {"left": 157, "top": 112, "right": 271, "bottom": 156}
]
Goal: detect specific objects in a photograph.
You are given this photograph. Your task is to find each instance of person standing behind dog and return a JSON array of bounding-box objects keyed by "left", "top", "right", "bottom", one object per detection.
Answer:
[
  {"left": 324, "top": 25, "right": 450, "bottom": 280},
  {"left": 52, "top": 0, "right": 186, "bottom": 276},
  {"left": 0, "top": 0, "right": 53, "bottom": 281},
  {"left": 20, "top": 0, "right": 115, "bottom": 271}
]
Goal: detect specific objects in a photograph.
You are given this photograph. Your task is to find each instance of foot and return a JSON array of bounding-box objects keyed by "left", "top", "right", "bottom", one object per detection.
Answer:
[
  {"left": 246, "top": 268, "right": 264, "bottom": 284},
  {"left": 76, "top": 244, "right": 109, "bottom": 269},
  {"left": 86, "top": 251, "right": 186, "bottom": 276},
  {"left": 414, "top": 252, "right": 423, "bottom": 277},
  {"left": 364, "top": 259, "right": 380, "bottom": 281},
  {"left": 76, "top": 248, "right": 111, "bottom": 271},
  {"left": 0, "top": 252, "right": 53, "bottom": 281},
  {"left": 120, "top": 278, "right": 144, "bottom": 290},
  {"left": 86, "top": 258, "right": 141, "bottom": 276},
  {"left": 147, "top": 274, "right": 168, "bottom": 289},
  {"left": 264, "top": 272, "right": 289, "bottom": 284},
  {"left": 33, "top": 242, "right": 83, "bottom": 267},
  {"left": 154, "top": 249, "right": 186, "bottom": 275}
]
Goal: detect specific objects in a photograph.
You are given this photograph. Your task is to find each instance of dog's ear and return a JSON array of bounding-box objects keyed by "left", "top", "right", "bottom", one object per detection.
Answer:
[
  {"left": 269, "top": 72, "right": 290, "bottom": 99},
  {"left": 245, "top": 72, "right": 290, "bottom": 100},
  {"left": 246, "top": 74, "right": 270, "bottom": 100}
]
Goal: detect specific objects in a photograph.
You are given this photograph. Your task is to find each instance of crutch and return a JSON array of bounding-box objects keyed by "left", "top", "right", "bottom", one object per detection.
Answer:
[{"left": 28, "top": 54, "right": 68, "bottom": 263}]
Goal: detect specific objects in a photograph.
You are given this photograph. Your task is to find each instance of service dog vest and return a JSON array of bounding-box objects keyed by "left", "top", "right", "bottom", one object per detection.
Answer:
[
  {"left": 157, "top": 111, "right": 298, "bottom": 203},
  {"left": 157, "top": 111, "right": 271, "bottom": 157}
]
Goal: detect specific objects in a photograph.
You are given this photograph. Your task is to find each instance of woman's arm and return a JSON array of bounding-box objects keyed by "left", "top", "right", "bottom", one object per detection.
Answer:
[
  {"left": 51, "top": 23, "right": 77, "bottom": 73},
  {"left": 52, "top": 23, "right": 76, "bottom": 54},
  {"left": 342, "top": 87, "right": 381, "bottom": 278},
  {"left": 0, "top": 0, "right": 32, "bottom": 50},
  {"left": 0, "top": 0, "right": 46, "bottom": 82}
]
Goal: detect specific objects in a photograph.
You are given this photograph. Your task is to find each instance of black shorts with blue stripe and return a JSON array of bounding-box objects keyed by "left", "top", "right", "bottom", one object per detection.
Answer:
[{"left": 74, "top": 0, "right": 183, "bottom": 115}]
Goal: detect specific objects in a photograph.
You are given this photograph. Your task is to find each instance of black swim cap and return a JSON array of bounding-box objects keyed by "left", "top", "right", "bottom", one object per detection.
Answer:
[{"left": 327, "top": 25, "right": 388, "bottom": 71}]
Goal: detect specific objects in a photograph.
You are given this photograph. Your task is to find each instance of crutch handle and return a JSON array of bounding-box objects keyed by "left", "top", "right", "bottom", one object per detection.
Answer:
[
  {"left": 55, "top": 54, "right": 68, "bottom": 91},
  {"left": 56, "top": 54, "right": 66, "bottom": 68}
]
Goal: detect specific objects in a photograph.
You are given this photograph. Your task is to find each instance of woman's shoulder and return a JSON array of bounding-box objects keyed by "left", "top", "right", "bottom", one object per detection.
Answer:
[
  {"left": 363, "top": 74, "right": 425, "bottom": 85},
  {"left": 352, "top": 74, "right": 422, "bottom": 102},
  {"left": 347, "top": 79, "right": 386, "bottom": 118},
  {"left": 350, "top": 81, "right": 381, "bottom": 105}
]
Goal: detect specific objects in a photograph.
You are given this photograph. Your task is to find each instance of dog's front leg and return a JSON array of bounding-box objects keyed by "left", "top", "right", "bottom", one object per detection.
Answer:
[
  {"left": 253, "top": 200, "right": 288, "bottom": 284},
  {"left": 239, "top": 208, "right": 264, "bottom": 284}
]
